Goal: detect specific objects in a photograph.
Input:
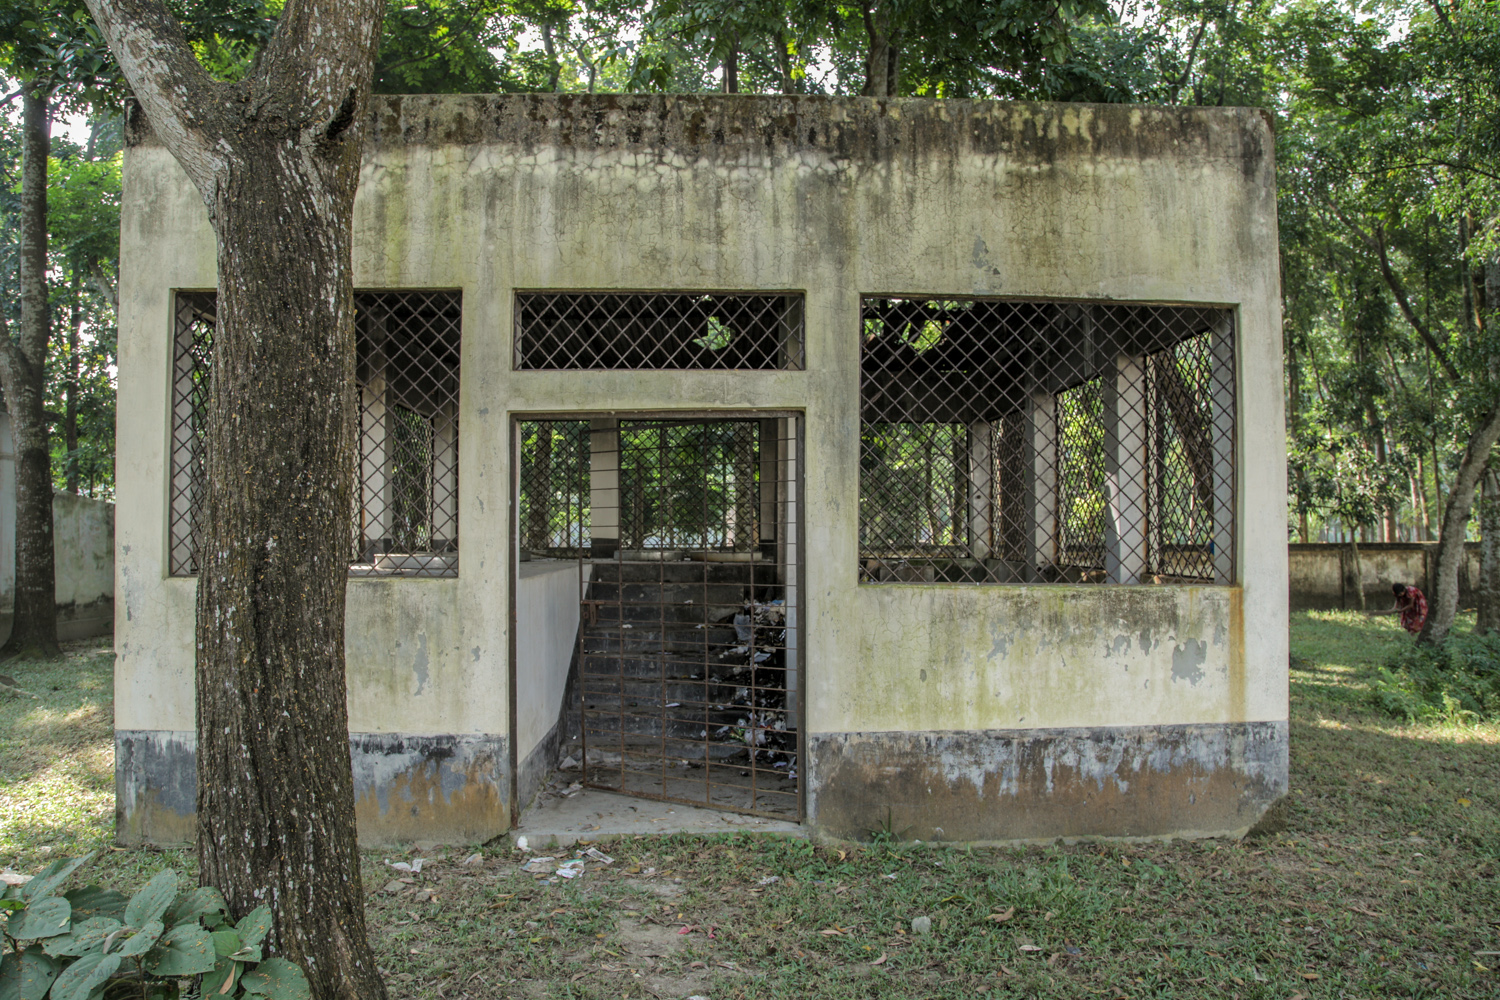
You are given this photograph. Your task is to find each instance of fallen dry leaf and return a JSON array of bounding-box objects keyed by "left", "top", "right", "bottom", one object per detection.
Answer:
[
  {"left": 987, "top": 907, "right": 1016, "bottom": 923},
  {"left": 819, "top": 927, "right": 847, "bottom": 936},
  {"left": 1301, "top": 971, "right": 1321, "bottom": 980},
  {"left": 1018, "top": 944, "right": 1043, "bottom": 953},
  {"left": 870, "top": 952, "right": 888, "bottom": 966}
]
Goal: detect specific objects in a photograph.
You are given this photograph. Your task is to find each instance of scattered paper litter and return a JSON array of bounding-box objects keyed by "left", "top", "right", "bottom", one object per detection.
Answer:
[
  {"left": 557, "top": 860, "right": 586, "bottom": 879},
  {"left": 757, "top": 876, "right": 780, "bottom": 886},
  {"left": 583, "top": 847, "right": 615, "bottom": 864},
  {"left": 462, "top": 853, "right": 484, "bottom": 866},
  {"left": 385, "top": 858, "right": 425, "bottom": 874},
  {"left": 522, "top": 856, "right": 558, "bottom": 874}
]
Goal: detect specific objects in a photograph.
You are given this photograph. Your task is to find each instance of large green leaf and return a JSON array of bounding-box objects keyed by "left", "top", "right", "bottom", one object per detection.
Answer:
[
  {"left": 114, "top": 918, "right": 164, "bottom": 958},
  {"left": 210, "top": 928, "right": 242, "bottom": 957},
  {"left": 46, "top": 952, "right": 120, "bottom": 1000},
  {"left": 20, "top": 855, "right": 91, "bottom": 902},
  {"left": 123, "top": 871, "right": 179, "bottom": 929},
  {"left": 233, "top": 906, "right": 273, "bottom": 950},
  {"left": 62, "top": 888, "right": 127, "bottom": 923},
  {"left": 240, "top": 957, "right": 312, "bottom": 999},
  {"left": 0, "top": 950, "right": 60, "bottom": 1000},
  {"left": 166, "top": 887, "right": 229, "bottom": 929},
  {"left": 41, "top": 917, "right": 121, "bottom": 958},
  {"left": 4, "top": 897, "right": 70, "bottom": 940},
  {"left": 143, "top": 921, "right": 216, "bottom": 976},
  {"left": 200, "top": 955, "right": 243, "bottom": 997}
]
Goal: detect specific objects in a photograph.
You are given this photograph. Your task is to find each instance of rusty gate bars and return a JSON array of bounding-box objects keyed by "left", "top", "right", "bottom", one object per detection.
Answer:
[
  {"left": 514, "top": 292, "right": 805, "bottom": 370},
  {"left": 525, "top": 417, "right": 801, "bottom": 820},
  {"left": 170, "top": 289, "right": 464, "bottom": 578},
  {"left": 859, "top": 298, "right": 1236, "bottom": 585}
]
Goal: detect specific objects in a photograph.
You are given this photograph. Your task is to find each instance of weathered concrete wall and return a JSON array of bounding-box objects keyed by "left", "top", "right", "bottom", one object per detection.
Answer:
[
  {"left": 116, "top": 730, "right": 508, "bottom": 846},
  {"left": 117, "top": 93, "right": 1286, "bottom": 844},
  {"left": 52, "top": 491, "right": 115, "bottom": 640},
  {"left": 1289, "top": 542, "right": 1481, "bottom": 611}
]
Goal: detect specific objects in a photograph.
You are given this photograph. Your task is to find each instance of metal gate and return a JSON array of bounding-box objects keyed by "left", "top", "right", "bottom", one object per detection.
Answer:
[{"left": 517, "top": 416, "right": 801, "bottom": 820}]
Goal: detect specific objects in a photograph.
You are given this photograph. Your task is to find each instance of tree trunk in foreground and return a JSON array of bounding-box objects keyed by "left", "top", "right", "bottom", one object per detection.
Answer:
[
  {"left": 0, "top": 91, "right": 60, "bottom": 660},
  {"left": 1477, "top": 462, "right": 1500, "bottom": 635},
  {"left": 83, "top": 2, "right": 387, "bottom": 997},
  {"left": 1420, "top": 402, "right": 1500, "bottom": 645}
]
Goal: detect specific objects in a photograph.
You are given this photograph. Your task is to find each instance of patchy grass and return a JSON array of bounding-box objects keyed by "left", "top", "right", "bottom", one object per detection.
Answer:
[{"left": 3, "top": 615, "right": 1498, "bottom": 999}]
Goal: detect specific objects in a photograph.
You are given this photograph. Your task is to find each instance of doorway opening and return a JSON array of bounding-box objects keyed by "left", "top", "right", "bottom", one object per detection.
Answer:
[{"left": 515, "top": 414, "right": 802, "bottom": 821}]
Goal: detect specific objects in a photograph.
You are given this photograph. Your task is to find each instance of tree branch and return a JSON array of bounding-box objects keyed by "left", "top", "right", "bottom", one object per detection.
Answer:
[
  {"left": 88, "top": 261, "right": 117, "bottom": 312},
  {"left": 1319, "top": 194, "right": 1463, "bottom": 383},
  {"left": 80, "top": 0, "right": 228, "bottom": 193}
]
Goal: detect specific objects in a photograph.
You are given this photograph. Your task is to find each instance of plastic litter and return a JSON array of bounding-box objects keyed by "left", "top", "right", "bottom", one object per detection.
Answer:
[
  {"left": 911, "top": 916, "right": 932, "bottom": 935},
  {"left": 583, "top": 847, "right": 615, "bottom": 864},
  {"left": 521, "top": 856, "right": 557, "bottom": 874},
  {"left": 557, "top": 859, "right": 586, "bottom": 879},
  {"left": 385, "top": 858, "right": 425, "bottom": 874}
]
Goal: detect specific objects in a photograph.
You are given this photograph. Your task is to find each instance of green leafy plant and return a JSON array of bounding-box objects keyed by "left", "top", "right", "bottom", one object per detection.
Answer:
[
  {"left": 1369, "top": 632, "right": 1500, "bottom": 724},
  {"left": 0, "top": 855, "right": 310, "bottom": 1000}
]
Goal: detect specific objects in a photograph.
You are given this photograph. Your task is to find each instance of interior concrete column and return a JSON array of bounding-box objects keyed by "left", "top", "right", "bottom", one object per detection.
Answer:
[
  {"left": 1024, "top": 391, "right": 1057, "bottom": 581},
  {"left": 432, "top": 398, "right": 459, "bottom": 549},
  {"left": 1211, "top": 315, "right": 1237, "bottom": 584},
  {"left": 967, "top": 421, "right": 993, "bottom": 560},
  {"left": 1104, "top": 352, "right": 1148, "bottom": 584},
  {"left": 358, "top": 374, "right": 389, "bottom": 559},
  {"left": 589, "top": 418, "right": 620, "bottom": 557},
  {"left": 758, "top": 418, "right": 779, "bottom": 557}
]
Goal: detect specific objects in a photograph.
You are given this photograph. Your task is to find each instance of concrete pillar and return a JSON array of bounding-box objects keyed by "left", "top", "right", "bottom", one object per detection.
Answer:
[
  {"left": 759, "top": 418, "right": 779, "bottom": 554},
  {"left": 778, "top": 417, "right": 799, "bottom": 721},
  {"left": 432, "top": 398, "right": 459, "bottom": 548},
  {"left": 359, "top": 376, "right": 389, "bottom": 557},
  {"left": 1211, "top": 315, "right": 1237, "bottom": 584},
  {"left": 1104, "top": 353, "right": 1148, "bottom": 584},
  {"left": 589, "top": 418, "right": 620, "bottom": 556},
  {"left": 967, "top": 421, "right": 993, "bottom": 560},
  {"left": 1024, "top": 391, "right": 1057, "bottom": 581}
]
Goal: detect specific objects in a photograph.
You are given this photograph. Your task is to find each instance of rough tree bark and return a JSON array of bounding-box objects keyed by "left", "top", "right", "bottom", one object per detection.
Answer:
[
  {"left": 1477, "top": 460, "right": 1499, "bottom": 635},
  {"left": 65, "top": 271, "right": 83, "bottom": 494},
  {"left": 82, "top": 1, "right": 387, "bottom": 997},
  {"left": 861, "top": 2, "right": 893, "bottom": 97},
  {"left": 1419, "top": 401, "right": 1500, "bottom": 644},
  {"left": 0, "top": 91, "right": 61, "bottom": 660}
]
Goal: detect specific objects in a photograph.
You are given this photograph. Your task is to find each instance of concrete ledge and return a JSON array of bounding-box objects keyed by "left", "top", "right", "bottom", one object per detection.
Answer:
[
  {"left": 807, "top": 720, "right": 1287, "bottom": 843},
  {"left": 117, "top": 730, "right": 511, "bottom": 848}
]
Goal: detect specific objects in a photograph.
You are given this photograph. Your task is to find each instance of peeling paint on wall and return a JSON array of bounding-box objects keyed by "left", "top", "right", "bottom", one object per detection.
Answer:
[
  {"left": 116, "top": 730, "right": 510, "bottom": 847},
  {"left": 809, "top": 721, "right": 1287, "bottom": 842}
]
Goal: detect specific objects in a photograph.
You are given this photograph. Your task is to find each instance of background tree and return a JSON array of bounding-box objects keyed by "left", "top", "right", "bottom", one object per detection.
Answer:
[
  {"left": 82, "top": 0, "right": 389, "bottom": 996},
  {"left": 0, "top": 0, "right": 118, "bottom": 657}
]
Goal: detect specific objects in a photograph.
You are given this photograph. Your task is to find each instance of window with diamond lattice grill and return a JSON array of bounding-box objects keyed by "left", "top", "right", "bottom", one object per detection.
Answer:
[
  {"left": 168, "top": 290, "right": 462, "bottom": 578},
  {"left": 514, "top": 292, "right": 803, "bottom": 369},
  {"left": 859, "top": 298, "right": 1236, "bottom": 585}
]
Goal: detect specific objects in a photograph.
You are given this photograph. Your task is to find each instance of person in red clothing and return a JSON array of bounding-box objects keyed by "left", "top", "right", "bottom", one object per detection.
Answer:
[{"left": 1371, "top": 582, "right": 1428, "bottom": 635}]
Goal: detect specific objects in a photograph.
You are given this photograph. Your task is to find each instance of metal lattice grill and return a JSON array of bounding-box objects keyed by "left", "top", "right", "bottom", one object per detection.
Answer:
[
  {"left": 518, "top": 420, "right": 592, "bottom": 556},
  {"left": 168, "top": 292, "right": 216, "bottom": 577},
  {"left": 169, "top": 290, "right": 462, "bottom": 578},
  {"left": 859, "top": 298, "right": 1236, "bottom": 585},
  {"left": 514, "top": 292, "right": 804, "bottom": 370}
]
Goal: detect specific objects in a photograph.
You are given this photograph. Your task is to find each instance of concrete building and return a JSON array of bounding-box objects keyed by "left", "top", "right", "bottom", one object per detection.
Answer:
[{"left": 115, "top": 93, "right": 1287, "bottom": 846}]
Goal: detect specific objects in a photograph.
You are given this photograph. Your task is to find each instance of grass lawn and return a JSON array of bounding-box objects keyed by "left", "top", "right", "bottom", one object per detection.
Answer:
[{"left": 3, "top": 613, "right": 1497, "bottom": 998}]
